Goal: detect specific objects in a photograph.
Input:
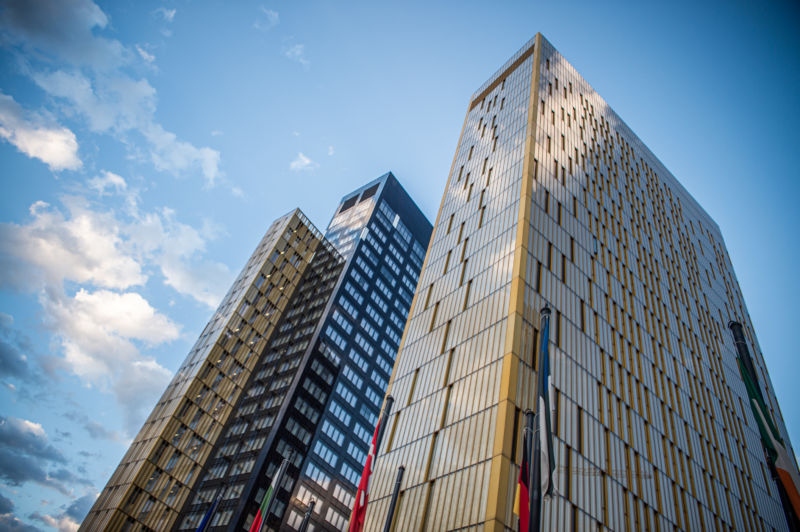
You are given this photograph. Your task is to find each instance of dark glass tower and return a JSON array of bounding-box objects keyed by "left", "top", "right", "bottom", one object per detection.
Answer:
[{"left": 177, "top": 172, "right": 432, "bottom": 531}]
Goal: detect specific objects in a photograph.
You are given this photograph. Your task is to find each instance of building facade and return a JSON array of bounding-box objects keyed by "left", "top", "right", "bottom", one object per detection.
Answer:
[
  {"left": 81, "top": 210, "right": 331, "bottom": 531},
  {"left": 363, "top": 34, "right": 799, "bottom": 532},
  {"left": 175, "top": 172, "right": 432, "bottom": 531}
]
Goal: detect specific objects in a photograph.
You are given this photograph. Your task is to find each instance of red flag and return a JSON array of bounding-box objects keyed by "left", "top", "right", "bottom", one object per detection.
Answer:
[
  {"left": 349, "top": 419, "right": 380, "bottom": 532},
  {"left": 349, "top": 396, "right": 392, "bottom": 532}
]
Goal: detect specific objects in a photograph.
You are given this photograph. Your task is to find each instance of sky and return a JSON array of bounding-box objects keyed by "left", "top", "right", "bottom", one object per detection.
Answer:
[{"left": 0, "top": 0, "right": 798, "bottom": 530}]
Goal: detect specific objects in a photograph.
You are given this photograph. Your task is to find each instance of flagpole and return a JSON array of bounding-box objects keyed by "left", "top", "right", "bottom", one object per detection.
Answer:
[
  {"left": 297, "top": 500, "right": 315, "bottom": 532},
  {"left": 376, "top": 396, "right": 394, "bottom": 453},
  {"left": 382, "top": 465, "right": 405, "bottom": 532}
]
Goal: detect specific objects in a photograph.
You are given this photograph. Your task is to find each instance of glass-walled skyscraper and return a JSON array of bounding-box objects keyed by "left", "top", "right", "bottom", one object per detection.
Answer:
[
  {"left": 177, "top": 172, "right": 432, "bottom": 531},
  {"left": 363, "top": 34, "right": 800, "bottom": 532}
]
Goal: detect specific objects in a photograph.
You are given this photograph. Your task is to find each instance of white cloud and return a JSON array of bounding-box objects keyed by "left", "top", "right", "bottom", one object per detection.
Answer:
[
  {"left": 328, "top": 145, "right": 334, "bottom": 156},
  {"left": 69, "top": 289, "right": 179, "bottom": 345},
  {"left": 32, "top": 70, "right": 222, "bottom": 185},
  {"left": 87, "top": 170, "right": 126, "bottom": 196},
  {"left": 135, "top": 45, "right": 155, "bottom": 64},
  {"left": 284, "top": 44, "right": 309, "bottom": 67},
  {"left": 289, "top": 152, "right": 318, "bottom": 171},
  {"left": 0, "top": 92, "right": 81, "bottom": 171},
  {"left": 2, "top": 1, "right": 222, "bottom": 185},
  {"left": 0, "top": 193, "right": 231, "bottom": 431},
  {"left": 35, "top": 513, "right": 79, "bottom": 532},
  {"left": 143, "top": 123, "right": 221, "bottom": 186},
  {"left": 0, "top": 199, "right": 145, "bottom": 291},
  {"left": 32, "top": 70, "right": 150, "bottom": 134},
  {"left": 126, "top": 208, "right": 231, "bottom": 308},
  {"left": 43, "top": 289, "right": 177, "bottom": 431},
  {"left": 153, "top": 7, "right": 176, "bottom": 23},
  {"left": 254, "top": 7, "right": 279, "bottom": 31}
]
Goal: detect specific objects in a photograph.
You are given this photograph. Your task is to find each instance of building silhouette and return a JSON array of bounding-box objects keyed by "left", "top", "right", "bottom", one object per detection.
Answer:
[{"left": 362, "top": 34, "right": 800, "bottom": 532}]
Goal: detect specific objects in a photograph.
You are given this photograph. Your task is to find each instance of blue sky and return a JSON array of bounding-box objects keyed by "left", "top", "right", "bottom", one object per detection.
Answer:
[{"left": 0, "top": 0, "right": 798, "bottom": 530}]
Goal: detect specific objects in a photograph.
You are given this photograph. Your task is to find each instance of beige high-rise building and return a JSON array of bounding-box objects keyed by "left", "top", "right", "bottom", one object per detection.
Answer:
[
  {"left": 81, "top": 210, "right": 337, "bottom": 531},
  {"left": 363, "top": 34, "right": 799, "bottom": 531}
]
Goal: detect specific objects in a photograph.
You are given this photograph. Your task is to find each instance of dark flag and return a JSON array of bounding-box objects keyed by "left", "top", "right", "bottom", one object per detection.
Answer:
[
  {"left": 530, "top": 306, "right": 556, "bottom": 532},
  {"left": 729, "top": 322, "right": 800, "bottom": 520},
  {"left": 195, "top": 490, "right": 221, "bottom": 532}
]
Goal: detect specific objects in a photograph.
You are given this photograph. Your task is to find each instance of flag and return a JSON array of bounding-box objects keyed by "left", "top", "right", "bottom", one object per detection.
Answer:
[
  {"left": 528, "top": 307, "right": 556, "bottom": 532},
  {"left": 513, "top": 411, "right": 534, "bottom": 532},
  {"left": 195, "top": 490, "right": 221, "bottom": 532},
  {"left": 736, "top": 356, "right": 800, "bottom": 518},
  {"left": 349, "top": 397, "right": 393, "bottom": 532},
  {"left": 535, "top": 307, "right": 555, "bottom": 498},
  {"left": 249, "top": 457, "right": 288, "bottom": 532}
]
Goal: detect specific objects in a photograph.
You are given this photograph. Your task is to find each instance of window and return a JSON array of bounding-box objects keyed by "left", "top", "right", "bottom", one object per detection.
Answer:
[
  {"left": 360, "top": 319, "right": 379, "bottom": 341},
  {"left": 370, "top": 223, "right": 387, "bottom": 243},
  {"left": 354, "top": 333, "right": 374, "bottom": 356},
  {"left": 371, "top": 370, "right": 387, "bottom": 390},
  {"left": 344, "top": 282, "right": 364, "bottom": 305},
  {"left": 386, "top": 327, "right": 401, "bottom": 346},
  {"left": 342, "top": 365, "right": 364, "bottom": 388},
  {"left": 325, "top": 325, "right": 347, "bottom": 351},
  {"left": 348, "top": 349, "right": 368, "bottom": 372},
  {"left": 333, "top": 483, "right": 355, "bottom": 507},
  {"left": 340, "top": 463, "right": 360, "bottom": 487},
  {"left": 360, "top": 403, "right": 377, "bottom": 425},
  {"left": 339, "top": 296, "right": 358, "bottom": 319},
  {"left": 331, "top": 310, "right": 353, "bottom": 334},
  {"left": 375, "top": 277, "right": 393, "bottom": 298},
  {"left": 369, "top": 292, "right": 388, "bottom": 313},
  {"left": 354, "top": 423, "right": 371, "bottom": 445},
  {"left": 306, "top": 462, "right": 331, "bottom": 490},
  {"left": 321, "top": 420, "right": 344, "bottom": 446},
  {"left": 376, "top": 354, "right": 393, "bottom": 374},
  {"left": 347, "top": 441, "right": 367, "bottom": 465},
  {"left": 139, "top": 496, "right": 155, "bottom": 516},
  {"left": 365, "top": 386, "right": 382, "bottom": 407},
  {"left": 365, "top": 305, "right": 384, "bottom": 327},
  {"left": 286, "top": 417, "right": 311, "bottom": 444},
  {"left": 326, "top": 507, "right": 348, "bottom": 530},
  {"left": 351, "top": 269, "right": 370, "bottom": 291},
  {"left": 336, "top": 382, "right": 357, "bottom": 407},
  {"left": 314, "top": 441, "right": 338, "bottom": 468},
  {"left": 355, "top": 256, "right": 374, "bottom": 278}
]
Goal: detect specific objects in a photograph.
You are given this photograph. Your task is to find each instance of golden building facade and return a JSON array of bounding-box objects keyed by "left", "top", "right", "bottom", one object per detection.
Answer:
[
  {"left": 363, "top": 34, "right": 798, "bottom": 531},
  {"left": 81, "top": 210, "right": 333, "bottom": 531}
]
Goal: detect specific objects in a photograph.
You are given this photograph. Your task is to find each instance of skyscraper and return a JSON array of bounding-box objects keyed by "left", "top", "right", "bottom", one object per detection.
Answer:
[
  {"left": 363, "top": 34, "right": 800, "bottom": 532},
  {"left": 177, "top": 173, "right": 431, "bottom": 532},
  {"left": 82, "top": 173, "right": 431, "bottom": 532}
]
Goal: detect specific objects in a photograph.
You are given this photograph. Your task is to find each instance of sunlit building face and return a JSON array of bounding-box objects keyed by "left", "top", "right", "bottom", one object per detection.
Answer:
[{"left": 363, "top": 34, "right": 799, "bottom": 532}]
